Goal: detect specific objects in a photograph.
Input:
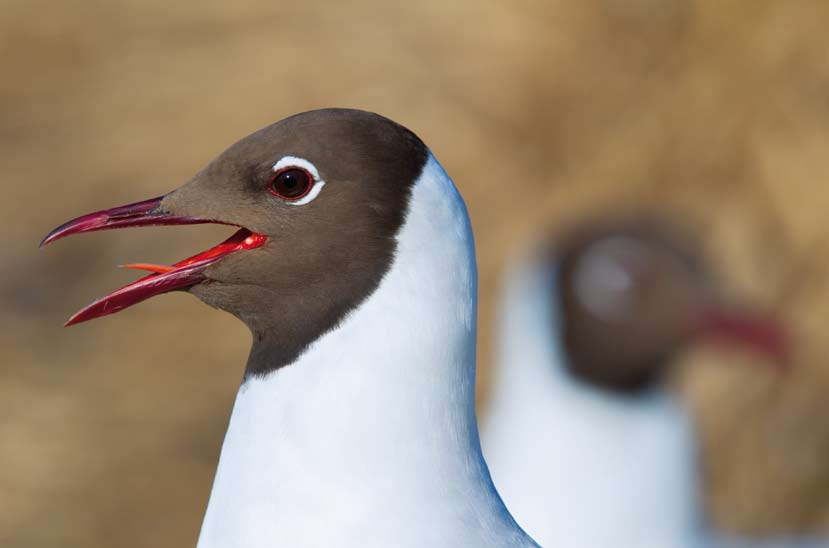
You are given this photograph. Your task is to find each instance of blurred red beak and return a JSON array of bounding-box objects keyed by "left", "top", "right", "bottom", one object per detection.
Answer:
[
  {"left": 694, "top": 307, "right": 790, "bottom": 368},
  {"left": 41, "top": 196, "right": 267, "bottom": 326}
]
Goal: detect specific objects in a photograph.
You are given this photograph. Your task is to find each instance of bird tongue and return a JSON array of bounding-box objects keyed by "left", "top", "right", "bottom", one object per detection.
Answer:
[
  {"left": 64, "top": 228, "right": 267, "bottom": 327},
  {"left": 122, "top": 229, "right": 268, "bottom": 274}
]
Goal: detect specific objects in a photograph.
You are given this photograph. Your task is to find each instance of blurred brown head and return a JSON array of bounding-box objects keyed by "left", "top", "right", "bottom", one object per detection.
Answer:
[{"left": 555, "top": 219, "right": 787, "bottom": 395}]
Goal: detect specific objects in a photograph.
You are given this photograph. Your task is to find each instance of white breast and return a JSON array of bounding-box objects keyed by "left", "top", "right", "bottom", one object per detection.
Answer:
[
  {"left": 197, "top": 155, "right": 537, "bottom": 548},
  {"left": 482, "top": 252, "right": 702, "bottom": 548}
]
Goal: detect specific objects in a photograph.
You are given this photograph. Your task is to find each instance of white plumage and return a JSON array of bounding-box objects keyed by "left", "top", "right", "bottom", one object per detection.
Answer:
[{"left": 198, "top": 155, "right": 537, "bottom": 548}]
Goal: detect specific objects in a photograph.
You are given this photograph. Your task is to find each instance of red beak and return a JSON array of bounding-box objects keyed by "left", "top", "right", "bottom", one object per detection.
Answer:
[
  {"left": 41, "top": 196, "right": 267, "bottom": 326},
  {"left": 694, "top": 307, "right": 790, "bottom": 368},
  {"left": 39, "top": 196, "right": 210, "bottom": 247}
]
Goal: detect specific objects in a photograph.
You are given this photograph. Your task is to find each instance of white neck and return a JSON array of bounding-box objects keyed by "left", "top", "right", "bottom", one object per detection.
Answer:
[
  {"left": 482, "top": 251, "right": 703, "bottom": 548},
  {"left": 197, "top": 156, "right": 534, "bottom": 548}
]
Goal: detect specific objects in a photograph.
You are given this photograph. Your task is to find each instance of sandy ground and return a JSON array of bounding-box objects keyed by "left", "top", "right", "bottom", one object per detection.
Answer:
[{"left": 2, "top": 1, "right": 829, "bottom": 546}]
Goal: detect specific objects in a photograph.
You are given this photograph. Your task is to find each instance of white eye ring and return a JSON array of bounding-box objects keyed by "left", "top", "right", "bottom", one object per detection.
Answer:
[{"left": 271, "top": 156, "right": 326, "bottom": 206}]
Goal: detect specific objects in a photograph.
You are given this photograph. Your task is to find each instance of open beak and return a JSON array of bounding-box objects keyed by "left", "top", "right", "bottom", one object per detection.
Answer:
[
  {"left": 693, "top": 306, "right": 790, "bottom": 368},
  {"left": 41, "top": 196, "right": 267, "bottom": 326}
]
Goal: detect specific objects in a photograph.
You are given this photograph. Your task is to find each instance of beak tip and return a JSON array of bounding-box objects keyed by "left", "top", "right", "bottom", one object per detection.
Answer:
[
  {"left": 40, "top": 195, "right": 170, "bottom": 251},
  {"left": 40, "top": 225, "right": 74, "bottom": 248},
  {"left": 64, "top": 312, "right": 84, "bottom": 327}
]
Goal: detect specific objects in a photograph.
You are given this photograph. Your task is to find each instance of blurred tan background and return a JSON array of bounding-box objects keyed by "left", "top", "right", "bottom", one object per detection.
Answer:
[{"left": 2, "top": 0, "right": 829, "bottom": 546}]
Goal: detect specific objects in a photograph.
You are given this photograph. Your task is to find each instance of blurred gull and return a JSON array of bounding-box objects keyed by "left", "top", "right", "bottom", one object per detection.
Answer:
[{"left": 481, "top": 217, "right": 806, "bottom": 548}]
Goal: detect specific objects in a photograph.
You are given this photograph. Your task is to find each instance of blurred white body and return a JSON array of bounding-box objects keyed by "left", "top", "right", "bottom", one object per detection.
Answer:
[
  {"left": 482, "top": 253, "right": 701, "bottom": 548},
  {"left": 197, "top": 156, "right": 536, "bottom": 548}
]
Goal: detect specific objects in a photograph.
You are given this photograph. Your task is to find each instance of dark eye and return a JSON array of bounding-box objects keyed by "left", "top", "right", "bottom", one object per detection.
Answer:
[{"left": 268, "top": 168, "right": 313, "bottom": 200}]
